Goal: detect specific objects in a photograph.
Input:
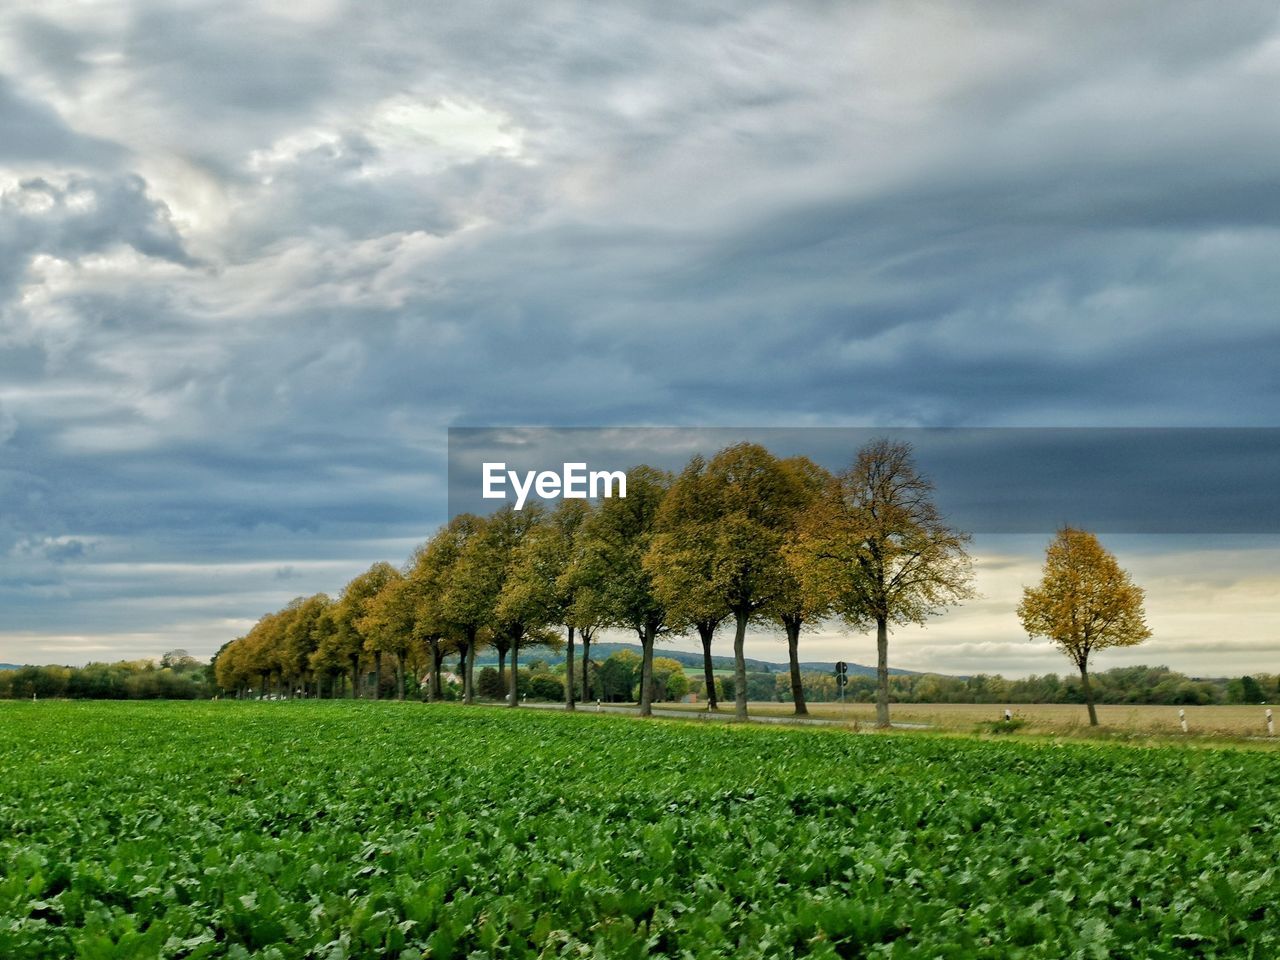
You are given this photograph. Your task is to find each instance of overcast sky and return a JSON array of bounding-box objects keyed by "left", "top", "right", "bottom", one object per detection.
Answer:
[{"left": 2, "top": 1, "right": 1278, "bottom": 676}]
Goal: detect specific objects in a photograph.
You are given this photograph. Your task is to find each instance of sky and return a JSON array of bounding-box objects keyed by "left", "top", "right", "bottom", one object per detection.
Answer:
[{"left": 2, "top": 1, "right": 1278, "bottom": 677}]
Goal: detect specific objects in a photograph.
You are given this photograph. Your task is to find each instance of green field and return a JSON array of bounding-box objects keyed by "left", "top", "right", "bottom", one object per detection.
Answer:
[{"left": 3, "top": 702, "right": 1278, "bottom": 958}]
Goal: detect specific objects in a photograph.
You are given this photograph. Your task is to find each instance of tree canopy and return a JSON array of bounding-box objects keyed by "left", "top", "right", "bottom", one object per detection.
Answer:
[{"left": 788, "top": 439, "right": 974, "bottom": 727}]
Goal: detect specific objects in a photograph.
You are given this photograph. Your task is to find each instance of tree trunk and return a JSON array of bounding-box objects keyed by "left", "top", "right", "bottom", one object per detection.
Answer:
[
  {"left": 463, "top": 630, "right": 476, "bottom": 704},
  {"left": 733, "top": 608, "right": 749, "bottom": 722},
  {"left": 508, "top": 639, "right": 521, "bottom": 707},
  {"left": 639, "top": 624, "right": 657, "bottom": 717},
  {"left": 582, "top": 632, "right": 592, "bottom": 702},
  {"left": 784, "top": 615, "right": 808, "bottom": 716},
  {"left": 565, "top": 625, "right": 576, "bottom": 711},
  {"left": 396, "top": 657, "right": 405, "bottom": 701},
  {"left": 430, "top": 640, "right": 444, "bottom": 701},
  {"left": 349, "top": 656, "right": 359, "bottom": 699},
  {"left": 698, "top": 620, "right": 718, "bottom": 710},
  {"left": 1079, "top": 661, "right": 1099, "bottom": 726},
  {"left": 372, "top": 650, "right": 382, "bottom": 701},
  {"left": 875, "top": 615, "right": 890, "bottom": 728},
  {"left": 498, "top": 648, "right": 508, "bottom": 689}
]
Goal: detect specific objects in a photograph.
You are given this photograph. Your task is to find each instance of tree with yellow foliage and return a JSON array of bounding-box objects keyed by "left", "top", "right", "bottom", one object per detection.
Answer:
[{"left": 1018, "top": 528, "right": 1151, "bottom": 726}]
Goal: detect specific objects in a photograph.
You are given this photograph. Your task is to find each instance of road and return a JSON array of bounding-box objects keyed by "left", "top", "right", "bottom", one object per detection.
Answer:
[{"left": 518, "top": 699, "right": 931, "bottom": 729}]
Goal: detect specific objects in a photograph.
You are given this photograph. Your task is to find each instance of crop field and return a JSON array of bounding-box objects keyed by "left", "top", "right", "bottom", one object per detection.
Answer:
[
  {"left": 663, "top": 701, "right": 1280, "bottom": 739},
  {"left": 3, "top": 702, "right": 1279, "bottom": 958}
]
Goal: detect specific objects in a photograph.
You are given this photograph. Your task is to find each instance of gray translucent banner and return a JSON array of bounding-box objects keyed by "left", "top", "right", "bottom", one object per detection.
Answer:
[{"left": 447, "top": 427, "right": 1280, "bottom": 533}]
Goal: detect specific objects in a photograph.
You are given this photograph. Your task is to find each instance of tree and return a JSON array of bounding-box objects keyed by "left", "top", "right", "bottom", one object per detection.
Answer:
[
  {"left": 597, "top": 649, "right": 642, "bottom": 702},
  {"left": 1018, "top": 527, "right": 1151, "bottom": 726},
  {"left": 528, "top": 672, "right": 564, "bottom": 701},
  {"left": 769, "top": 456, "right": 836, "bottom": 716},
  {"left": 340, "top": 562, "right": 400, "bottom": 699},
  {"left": 239, "top": 609, "right": 289, "bottom": 696},
  {"left": 307, "top": 601, "right": 349, "bottom": 697},
  {"left": 645, "top": 455, "right": 728, "bottom": 710},
  {"left": 476, "top": 505, "right": 547, "bottom": 708},
  {"left": 497, "top": 500, "right": 587, "bottom": 710},
  {"left": 1230, "top": 675, "right": 1265, "bottom": 704},
  {"left": 282, "top": 594, "right": 332, "bottom": 696},
  {"left": 437, "top": 514, "right": 498, "bottom": 704},
  {"left": 403, "top": 524, "right": 473, "bottom": 702},
  {"left": 579, "top": 465, "right": 671, "bottom": 717},
  {"left": 651, "top": 656, "right": 690, "bottom": 702},
  {"left": 313, "top": 568, "right": 391, "bottom": 699},
  {"left": 789, "top": 439, "right": 974, "bottom": 728},
  {"left": 649, "top": 444, "right": 811, "bottom": 721},
  {"left": 555, "top": 503, "right": 606, "bottom": 705},
  {"left": 359, "top": 573, "right": 418, "bottom": 700},
  {"left": 159, "top": 649, "right": 201, "bottom": 673},
  {"left": 477, "top": 666, "right": 505, "bottom": 700}
]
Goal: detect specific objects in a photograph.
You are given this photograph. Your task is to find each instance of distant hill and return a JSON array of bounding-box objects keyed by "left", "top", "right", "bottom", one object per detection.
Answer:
[
  {"left": 0, "top": 663, "right": 19, "bottom": 671},
  {"left": 480, "top": 641, "right": 921, "bottom": 677}
]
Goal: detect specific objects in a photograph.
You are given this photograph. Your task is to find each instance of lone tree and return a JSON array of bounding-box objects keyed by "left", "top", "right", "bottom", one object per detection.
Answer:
[
  {"left": 789, "top": 439, "right": 974, "bottom": 728},
  {"left": 1018, "top": 527, "right": 1151, "bottom": 726}
]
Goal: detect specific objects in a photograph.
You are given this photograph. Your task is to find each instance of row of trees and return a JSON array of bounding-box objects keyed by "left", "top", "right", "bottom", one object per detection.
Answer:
[
  {"left": 214, "top": 439, "right": 1166, "bottom": 726},
  {"left": 215, "top": 440, "right": 980, "bottom": 727}
]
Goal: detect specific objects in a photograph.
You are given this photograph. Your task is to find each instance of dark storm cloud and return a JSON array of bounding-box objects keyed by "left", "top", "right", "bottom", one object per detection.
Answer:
[
  {"left": 446, "top": 427, "right": 1280, "bottom": 533},
  {"left": 0, "top": 173, "right": 194, "bottom": 304},
  {"left": 2, "top": 0, "right": 1279, "bottom": 664}
]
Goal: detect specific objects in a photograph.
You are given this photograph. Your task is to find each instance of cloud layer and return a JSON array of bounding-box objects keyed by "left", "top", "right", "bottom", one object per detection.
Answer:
[{"left": 2, "top": 1, "right": 1279, "bottom": 670}]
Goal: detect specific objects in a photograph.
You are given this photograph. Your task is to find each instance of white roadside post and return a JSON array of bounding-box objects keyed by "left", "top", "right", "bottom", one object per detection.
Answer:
[
  {"left": 1267, "top": 708, "right": 1274, "bottom": 737},
  {"left": 1179, "top": 708, "right": 1188, "bottom": 734}
]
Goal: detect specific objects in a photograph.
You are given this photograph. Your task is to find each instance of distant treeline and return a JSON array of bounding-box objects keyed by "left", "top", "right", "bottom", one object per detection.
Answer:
[
  {"left": 3, "top": 651, "right": 1272, "bottom": 707},
  {"left": 663, "top": 661, "right": 1272, "bottom": 707},
  {"left": 0, "top": 652, "right": 212, "bottom": 700},
  {"left": 820, "top": 665, "right": 1275, "bottom": 707}
]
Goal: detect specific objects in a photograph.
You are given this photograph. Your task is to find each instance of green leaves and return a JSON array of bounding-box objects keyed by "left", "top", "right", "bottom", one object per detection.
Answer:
[{"left": 2, "top": 701, "right": 1279, "bottom": 958}]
